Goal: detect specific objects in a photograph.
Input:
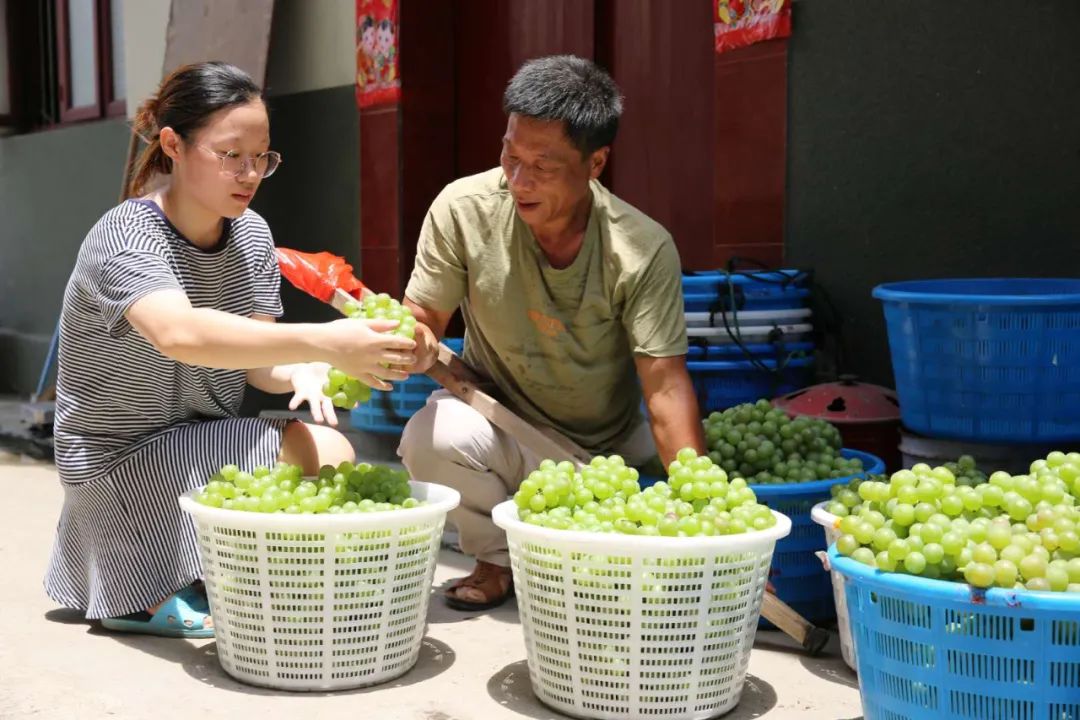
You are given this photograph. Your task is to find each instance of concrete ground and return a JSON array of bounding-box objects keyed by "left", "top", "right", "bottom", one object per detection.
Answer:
[{"left": 0, "top": 450, "right": 864, "bottom": 720}]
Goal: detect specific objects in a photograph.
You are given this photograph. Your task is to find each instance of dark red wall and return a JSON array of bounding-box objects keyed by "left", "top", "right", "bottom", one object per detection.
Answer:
[{"left": 359, "top": 0, "right": 789, "bottom": 297}]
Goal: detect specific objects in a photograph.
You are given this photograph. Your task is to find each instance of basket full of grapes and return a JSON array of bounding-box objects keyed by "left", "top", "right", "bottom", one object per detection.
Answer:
[
  {"left": 811, "top": 456, "right": 985, "bottom": 671},
  {"left": 828, "top": 451, "right": 1080, "bottom": 719},
  {"left": 702, "top": 401, "right": 884, "bottom": 622},
  {"left": 178, "top": 461, "right": 460, "bottom": 691},
  {"left": 492, "top": 449, "right": 791, "bottom": 720}
]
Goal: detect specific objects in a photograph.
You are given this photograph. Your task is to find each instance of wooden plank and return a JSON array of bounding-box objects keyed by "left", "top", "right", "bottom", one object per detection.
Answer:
[{"left": 162, "top": 0, "right": 273, "bottom": 81}]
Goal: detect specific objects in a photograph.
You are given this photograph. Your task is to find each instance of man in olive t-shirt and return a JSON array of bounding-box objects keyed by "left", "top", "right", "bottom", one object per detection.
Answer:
[{"left": 399, "top": 55, "right": 706, "bottom": 611}]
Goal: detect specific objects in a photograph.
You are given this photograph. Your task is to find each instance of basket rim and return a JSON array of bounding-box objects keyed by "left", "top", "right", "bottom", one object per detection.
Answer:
[
  {"left": 748, "top": 448, "right": 885, "bottom": 497},
  {"left": 684, "top": 287, "right": 811, "bottom": 299},
  {"left": 178, "top": 479, "right": 460, "bottom": 530},
  {"left": 492, "top": 503, "right": 791, "bottom": 552},
  {"left": 688, "top": 341, "right": 816, "bottom": 359},
  {"left": 873, "top": 278, "right": 1080, "bottom": 306},
  {"left": 687, "top": 355, "right": 815, "bottom": 371},
  {"left": 827, "top": 545, "right": 1080, "bottom": 611},
  {"left": 810, "top": 500, "right": 839, "bottom": 530},
  {"left": 686, "top": 323, "right": 813, "bottom": 340},
  {"left": 685, "top": 308, "right": 813, "bottom": 323}
]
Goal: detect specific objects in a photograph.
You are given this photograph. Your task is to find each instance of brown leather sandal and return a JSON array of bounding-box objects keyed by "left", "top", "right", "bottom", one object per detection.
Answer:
[{"left": 444, "top": 560, "right": 514, "bottom": 611}]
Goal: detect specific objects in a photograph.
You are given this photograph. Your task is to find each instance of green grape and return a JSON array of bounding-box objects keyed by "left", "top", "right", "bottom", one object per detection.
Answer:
[
  {"left": 904, "top": 552, "right": 927, "bottom": 574},
  {"left": 837, "top": 534, "right": 859, "bottom": 556},
  {"left": 323, "top": 295, "right": 417, "bottom": 408},
  {"left": 852, "top": 547, "right": 877, "bottom": 567},
  {"left": 964, "top": 562, "right": 994, "bottom": 588}
]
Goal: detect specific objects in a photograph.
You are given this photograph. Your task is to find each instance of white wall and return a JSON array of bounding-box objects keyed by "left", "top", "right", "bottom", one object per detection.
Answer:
[
  {"left": 264, "top": 0, "right": 356, "bottom": 96},
  {"left": 121, "top": 0, "right": 171, "bottom": 119},
  {"left": 122, "top": 0, "right": 354, "bottom": 118}
]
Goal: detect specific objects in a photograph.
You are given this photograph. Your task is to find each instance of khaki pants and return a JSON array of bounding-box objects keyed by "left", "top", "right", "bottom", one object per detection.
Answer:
[{"left": 398, "top": 390, "right": 656, "bottom": 567}]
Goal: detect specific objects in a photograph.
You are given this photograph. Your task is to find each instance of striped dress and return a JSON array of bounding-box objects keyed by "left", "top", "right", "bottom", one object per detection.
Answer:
[{"left": 45, "top": 199, "right": 289, "bottom": 619}]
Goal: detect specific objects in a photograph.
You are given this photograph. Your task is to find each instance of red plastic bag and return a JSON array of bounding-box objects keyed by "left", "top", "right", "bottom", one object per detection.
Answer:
[
  {"left": 275, "top": 248, "right": 368, "bottom": 303},
  {"left": 714, "top": 0, "right": 791, "bottom": 54}
]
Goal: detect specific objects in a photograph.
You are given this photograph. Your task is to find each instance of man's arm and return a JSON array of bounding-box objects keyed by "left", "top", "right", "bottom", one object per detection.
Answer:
[
  {"left": 403, "top": 297, "right": 455, "bottom": 373},
  {"left": 636, "top": 354, "right": 707, "bottom": 467}
]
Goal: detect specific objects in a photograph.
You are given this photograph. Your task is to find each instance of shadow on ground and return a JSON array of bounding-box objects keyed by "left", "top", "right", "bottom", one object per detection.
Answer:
[
  {"left": 486, "top": 660, "right": 778, "bottom": 720},
  {"left": 45, "top": 618, "right": 456, "bottom": 698}
]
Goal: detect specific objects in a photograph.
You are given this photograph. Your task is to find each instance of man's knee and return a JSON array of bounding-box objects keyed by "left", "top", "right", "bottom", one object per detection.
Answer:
[{"left": 399, "top": 397, "right": 495, "bottom": 473}]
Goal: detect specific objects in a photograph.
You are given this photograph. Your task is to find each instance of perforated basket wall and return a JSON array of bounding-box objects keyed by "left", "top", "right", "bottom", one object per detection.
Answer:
[
  {"left": 178, "top": 481, "right": 459, "bottom": 691},
  {"left": 830, "top": 547, "right": 1080, "bottom": 720},
  {"left": 874, "top": 279, "right": 1080, "bottom": 443},
  {"left": 810, "top": 503, "right": 856, "bottom": 672},
  {"left": 752, "top": 449, "right": 884, "bottom": 624},
  {"left": 493, "top": 503, "right": 791, "bottom": 720}
]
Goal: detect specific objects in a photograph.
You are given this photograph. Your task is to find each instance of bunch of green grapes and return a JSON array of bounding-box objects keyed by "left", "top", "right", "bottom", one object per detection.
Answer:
[
  {"left": 834, "top": 452, "right": 1080, "bottom": 592},
  {"left": 703, "top": 400, "right": 863, "bottom": 484},
  {"left": 512, "top": 448, "right": 777, "bottom": 537},
  {"left": 323, "top": 293, "right": 418, "bottom": 409},
  {"left": 827, "top": 456, "right": 986, "bottom": 518},
  {"left": 194, "top": 460, "right": 421, "bottom": 514}
]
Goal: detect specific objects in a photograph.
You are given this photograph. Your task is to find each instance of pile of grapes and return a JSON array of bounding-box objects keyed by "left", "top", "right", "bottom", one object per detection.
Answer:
[
  {"left": 703, "top": 400, "right": 864, "bottom": 484},
  {"left": 323, "top": 293, "right": 418, "bottom": 409},
  {"left": 834, "top": 452, "right": 1080, "bottom": 592},
  {"left": 826, "top": 455, "right": 986, "bottom": 518},
  {"left": 513, "top": 448, "right": 777, "bottom": 536},
  {"left": 193, "top": 461, "right": 422, "bottom": 514}
]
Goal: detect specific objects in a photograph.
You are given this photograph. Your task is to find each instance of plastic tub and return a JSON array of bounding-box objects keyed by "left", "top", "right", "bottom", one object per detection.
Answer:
[
  {"left": 810, "top": 502, "right": 856, "bottom": 671},
  {"left": 493, "top": 502, "right": 791, "bottom": 720},
  {"left": 686, "top": 323, "right": 814, "bottom": 345},
  {"left": 687, "top": 341, "right": 815, "bottom": 361},
  {"left": 874, "top": 278, "right": 1080, "bottom": 442},
  {"left": 682, "top": 269, "right": 811, "bottom": 313},
  {"left": 178, "top": 481, "right": 460, "bottom": 691},
  {"left": 684, "top": 308, "right": 812, "bottom": 328},
  {"left": 830, "top": 546, "right": 1080, "bottom": 720},
  {"left": 688, "top": 357, "right": 816, "bottom": 413}
]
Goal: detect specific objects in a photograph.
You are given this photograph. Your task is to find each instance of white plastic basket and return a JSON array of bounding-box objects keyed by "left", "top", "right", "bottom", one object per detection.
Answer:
[
  {"left": 684, "top": 308, "right": 812, "bottom": 328},
  {"left": 809, "top": 501, "right": 855, "bottom": 672},
  {"left": 492, "top": 503, "right": 791, "bottom": 720},
  {"left": 178, "top": 480, "right": 459, "bottom": 691}
]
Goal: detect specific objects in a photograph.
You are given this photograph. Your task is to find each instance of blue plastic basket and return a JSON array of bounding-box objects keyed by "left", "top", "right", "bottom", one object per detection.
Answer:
[
  {"left": 687, "top": 341, "right": 815, "bottom": 361},
  {"left": 830, "top": 546, "right": 1080, "bottom": 720},
  {"left": 683, "top": 269, "right": 810, "bottom": 312},
  {"left": 687, "top": 356, "right": 815, "bottom": 412},
  {"left": 874, "top": 278, "right": 1080, "bottom": 443},
  {"left": 350, "top": 338, "right": 463, "bottom": 435},
  {"left": 753, "top": 448, "right": 885, "bottom": 623}
]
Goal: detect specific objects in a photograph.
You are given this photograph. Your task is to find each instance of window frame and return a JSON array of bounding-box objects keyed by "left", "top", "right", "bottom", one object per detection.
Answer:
[
  {"left": 55, "top": 0, "right": 103, "bottom": 123},
  {"left": 53, "top": 0, "right": 123, "bottom": 125}
]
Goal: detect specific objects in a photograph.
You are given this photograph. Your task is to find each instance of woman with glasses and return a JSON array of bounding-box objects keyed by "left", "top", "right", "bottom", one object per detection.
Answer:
[{"left": 44, "top": 62, "right": 416, "bottom": 638}]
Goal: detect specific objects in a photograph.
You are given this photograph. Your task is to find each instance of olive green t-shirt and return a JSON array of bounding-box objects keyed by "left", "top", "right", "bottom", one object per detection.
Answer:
[{"left": 405, "top": 168, "right": 687, "bottom": 452}]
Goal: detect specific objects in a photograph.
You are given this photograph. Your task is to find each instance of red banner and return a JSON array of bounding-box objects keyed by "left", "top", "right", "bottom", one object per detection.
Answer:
[
  {"left": 356, "top": 0, "right": 400, "bottom": 108},
  {"left": 714, "top": 0, "right": 791, "bottom": 54}
]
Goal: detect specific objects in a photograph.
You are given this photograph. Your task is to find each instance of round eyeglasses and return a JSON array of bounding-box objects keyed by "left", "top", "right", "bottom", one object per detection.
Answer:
[{"left": 197, "top": 145, "right": 283, "bottom": 179}]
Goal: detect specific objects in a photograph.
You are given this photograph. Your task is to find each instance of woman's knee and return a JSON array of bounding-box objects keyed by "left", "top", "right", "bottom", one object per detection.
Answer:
[{"left": 279, "top": 421, "right": 355, "bottom": 476}]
